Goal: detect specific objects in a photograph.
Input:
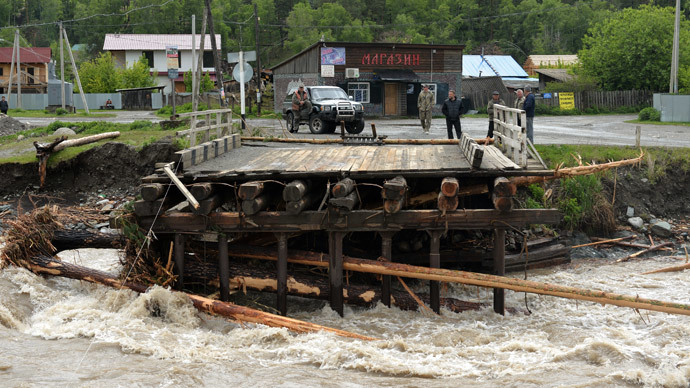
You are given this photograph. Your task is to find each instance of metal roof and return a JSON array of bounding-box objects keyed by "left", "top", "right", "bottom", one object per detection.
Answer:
[
  {"left": 462, "top": 55, "right": 528, "bottom": 78},
  {"left": 0, "top": 47, "right": 52, "bottom": 64},
  {"left": 103, "top": 34, "right": 221, "bottom": 51}
]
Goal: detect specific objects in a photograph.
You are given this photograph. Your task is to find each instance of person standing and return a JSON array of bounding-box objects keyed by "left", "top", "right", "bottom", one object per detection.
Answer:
[
  {"left": 417, "top": 84, "right": 434, "bottom": 134},
  {"left": 514, "top": 89, "right": 525, "bottom": 127},
  {"left": 486, "top": 91, "right": 505, "bottom": 138},
  {"left": 291, "top": 84, "right": 311, "bottom": 133},
  {"left": 0, "top": 96, "right": 8, "bottom": 115},
  {"left": 523, "top": 86, "right": 535, "bottom": 143},
  {"left": 441, "top": 90, "right": 463, "bottom": 139}
]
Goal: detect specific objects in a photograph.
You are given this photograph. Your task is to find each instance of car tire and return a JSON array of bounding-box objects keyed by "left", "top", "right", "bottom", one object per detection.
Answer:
[
  {"left": 309, "top": 116, "right": 329, "bottom": 134},
  {"left": 325, "top": 122, "right": 337, "bottom": 133},
  {"left": 286, "top": 112, "right": 297, "bottom": 133},
  {"left": 346, "top": 119, "right": 365, "bottom": 134}
]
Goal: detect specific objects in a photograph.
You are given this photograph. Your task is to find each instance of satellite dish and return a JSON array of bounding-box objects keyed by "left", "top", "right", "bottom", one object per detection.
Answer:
[{"left": 233, "top": 62, "right": 253, "bottom": 83}]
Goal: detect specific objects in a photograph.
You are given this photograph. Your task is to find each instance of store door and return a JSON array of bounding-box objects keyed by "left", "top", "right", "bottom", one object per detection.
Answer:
[{"left": 384, "top": 83, "right": 398, "bottom": 115}]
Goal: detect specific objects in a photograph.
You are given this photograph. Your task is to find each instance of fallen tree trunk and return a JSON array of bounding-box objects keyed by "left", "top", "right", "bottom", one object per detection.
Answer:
[
  {"left": 185, "top": 260, "right": 482, "bottom": 313},
  {"left": 16, "top": 255, "right": 375, "bottom": 340},
  {"left": 616, "top": 242, "right": 673, "bottom": 263},
  {"left": 642, "top": 262, "right": 690, "bottom": 275},
  {"left": 228, "top": 244, "right": 690, "bottom": 317}
]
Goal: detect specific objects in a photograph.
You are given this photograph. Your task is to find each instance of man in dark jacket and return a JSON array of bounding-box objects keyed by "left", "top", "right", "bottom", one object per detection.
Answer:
[
  {"left": 523, "top": 86, "right": 535, "bottom": 143},
  {"left": 0, "top": 96, "right": 8, "bottom": 115},
  {"left": 441, "top": 90, "right": 463, "bottom": 139}
]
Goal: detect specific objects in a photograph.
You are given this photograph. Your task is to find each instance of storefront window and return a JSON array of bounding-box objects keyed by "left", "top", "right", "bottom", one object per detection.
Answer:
[{"left": 348, "top": 82, "right": 370, "bottom": 103}]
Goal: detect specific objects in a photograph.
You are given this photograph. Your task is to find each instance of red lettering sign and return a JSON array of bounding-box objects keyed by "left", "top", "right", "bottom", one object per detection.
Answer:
[
  {"left": 361, "top": 53, "right": 370, "bottom": 65},
  {"left": 359, "top": 52, "right": 422, "bottom": 66}
]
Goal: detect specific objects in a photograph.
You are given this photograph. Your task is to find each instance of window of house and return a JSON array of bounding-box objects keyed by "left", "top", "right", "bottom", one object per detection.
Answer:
[
  {"left": 0, "top": 68, "right": 3, "bottom": 76},
  {"left": 203, "top": 51, "right": 214, "bottom": 68},
  {"left": 27, "top": 68, "right": 35, "bottom": 84},
  {"left": 143, "top": 51, "right": 154, "bottom": 68},
  {"left": 348, "top": 82, "right": 370, "bottom": 103},
  {"left": 177, "top": 53, "right": 182, "bottom": 69}
]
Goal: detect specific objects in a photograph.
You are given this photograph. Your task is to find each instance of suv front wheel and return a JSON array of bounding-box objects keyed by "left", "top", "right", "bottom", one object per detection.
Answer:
[
  {"left": 309, "top": 116, "right": 329, "bottom": 134},
  {"left": 286, "top": 112, "right": 296, "bottom": 133},
  {"left": 345, "top": 119, "right": 365, "bottom": 134}
]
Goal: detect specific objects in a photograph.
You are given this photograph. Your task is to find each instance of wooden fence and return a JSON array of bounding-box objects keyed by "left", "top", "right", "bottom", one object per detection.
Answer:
[
  {"left": 492, "top": 104, "right": 527, "bottom": 167},
  {"left": 176, "top": 109, "right": 234, "bottom": 146},
  {"left": 462, "top": 90, "right": 652, "bottom": 112}
]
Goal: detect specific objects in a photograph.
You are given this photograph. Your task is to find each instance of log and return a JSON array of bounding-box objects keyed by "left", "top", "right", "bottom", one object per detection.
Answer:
[
  {"left": 283, "top": 180, "right": 309, "bottom": 202},
  {"left": 53, "top": 132, "right": 121, "bottom": 152},
  {"left": 616, "top": 242, "right": 673, "bottom": 263},
  {"left": 591, "top": 237, "right": 650, "bottom": 249},
  {"left": 437, "top": 192, "right": 459, "bottom": 212},
  {"left": 141, "top": 183, "right": 166, "bottom": 201},
  {"left": 165, "top": 200, "right": 191, "bottom": 214},
  {"left": 133, "top": 198, "right": 170, "bottom": 217},
  {"left": 238, "top": 181, "right": 264, "bottom": 200},
  {"left": 492, "top": 194, "right": 513, "bottom": 212},
  {"left": 383, "top": 199, "right": 404, "bottom": 214},
  {"left": 329, "top": 191, "right": 358, "bottom": 210},
  {"left": 642, "top": 262, "right": 690, "bottom": 275},
  {"left": 14, "top": 255, "right": 375, "bottom": 340},
  {"left": 493, "top": 177, "right": 517, "bottom": 197},
  {"left": 190, "top": 183, "right": 215, "bottom": 201},
  {"left": 573, "top": 235, "right": 637, "bottom": 249},
  {"left": 185, "top": 260, "right": 482, "bottom": 313},
  {"left": 332, "top": 178, "right": 355, "bottom": 198},
  {"left": 228, "top": 245, "right": 690, "bottom": 317},
  {"left": 242, "top": 194, "right": 271, "bottom": 215},
  {"left": 192, "top": 194, "right": 225, "bottom": 215},
  {"left": 286, "top": 193, "right": 317, "bottom": 215},
  {"left": 440, "top": 177, "right": 459, "bottom": 197},
  {"left": 457, "top": 184, "right": 489, "bottom": 198},
  {"left": 52, "top": 229, "right": 125, "bottom": 251},
  {"left": 408, "top": 191, "right": 438, "bottom": 207},
  {"left": 382, "top": 176, "right": 407, "bottom": 200}
]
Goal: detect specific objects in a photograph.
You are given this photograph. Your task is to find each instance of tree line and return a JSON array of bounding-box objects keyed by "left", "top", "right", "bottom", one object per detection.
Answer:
[{"left": 0, "top": 0, "right": 689, "bottom": 92}]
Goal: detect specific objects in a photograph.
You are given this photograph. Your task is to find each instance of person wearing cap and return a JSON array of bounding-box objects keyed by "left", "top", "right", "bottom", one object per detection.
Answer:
[
  {"left": 441, "top": 89, "right": 463, "bottom": 139},
  {"left": 486, "top": 90, "right": 505, "bottom": 138},
  {"left": 523, "top": 86, "right": 535, "bottom": 143},
  {"left": 514, "top": 89, "right": 525, "bottom": 127},
  {"left": 417, "top": 84, "right": 435, "bottom": 134},
  {"left": 291, "top": 84, "right": 312, "bottom": 133}
]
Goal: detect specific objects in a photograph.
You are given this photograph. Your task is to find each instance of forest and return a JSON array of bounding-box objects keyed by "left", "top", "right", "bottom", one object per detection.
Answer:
[{"left": 0, "top": 0, "right": 689, "bottom": 91}]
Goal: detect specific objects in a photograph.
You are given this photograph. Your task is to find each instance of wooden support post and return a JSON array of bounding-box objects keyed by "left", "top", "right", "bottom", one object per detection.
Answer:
[
  {"left": 380, "top": 232, "right": 395, "bottom": 307},
  {"left": 162, "top": 163, "right": 200, "bottom": 210},
  {"left": 441, "top": 177, "right": 459, "bottom": 197},
  {"left": 429, "top": 230, "right": 441, "bottom": 314},
  {"left": 239, "top": 181, "right": 264, "bottom": 200},
  {"left": 329, "top": 191, "right": 358, "bottom": 211},
  {"left": 492, "top": 177, "right": 516, "bottom": 213},
  {"left": 218, "top": 233, "right": 229, "bottom": 301},
  {"left": 382, "top": 175, "right": 407, "bottom": 200},
  {"left": 190, "top": 183, "right": 215, "bottom": 201},
  {"left": 174, "top": 233, "right": 185, "bottom": 290},
  {"left": 242, "top": 194, "right": 271, "bottom": 215},
  {"left": 141, "top": 183, "right": 167, "bottom": 201},
  {"left": 276, "top": 232, "right": 288, "bottom": 316},
  {"left": 329, "top": 231, "right": 345, "bottom": 317},
  {"left": 332, "top": 178, "right": 355, "bottom": 198},
  {"left": 437, "top": 192, "right": 459, "bottom": 212},
  {"left": 371, "top": 123, "right": 377, "bottom": 138},
  {"left": 283, "top": 180, "right": 309, "bottom": 202},
  {"left": 493, "top": 228, "right": 506, "bottom": 315},
  {"left": 636, "top": 125, "right": 641, "bottom": 148}
]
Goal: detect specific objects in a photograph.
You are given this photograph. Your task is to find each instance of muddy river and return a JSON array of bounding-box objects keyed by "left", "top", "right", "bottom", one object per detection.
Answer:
[{"left": 2, "top": 248, "right": 690, "bottom": 387}]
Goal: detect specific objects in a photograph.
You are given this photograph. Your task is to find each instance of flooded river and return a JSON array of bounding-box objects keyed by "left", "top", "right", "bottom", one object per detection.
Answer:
[{"left": 2, "top": 248, "right": 690, "bottom": 387}]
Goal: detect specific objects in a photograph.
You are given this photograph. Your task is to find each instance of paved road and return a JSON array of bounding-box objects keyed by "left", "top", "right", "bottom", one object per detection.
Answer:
[
  {"left": 14, "top": 111, "right": 690, "bottom": 147},
  {"left": 14, "top": 110, "right": 161, "bottom": 127}
]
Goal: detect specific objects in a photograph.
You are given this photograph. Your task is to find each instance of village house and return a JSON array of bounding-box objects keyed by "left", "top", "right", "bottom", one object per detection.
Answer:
[
  {"left": 0, "top": 47, "right": 52, "bottom": 94},
  {"left": 523, "top": 54, "right": 578, "bottom": 76},
  {"left": 103, "top": 34, "right": 220, "bottom": 94},
  {"left": 271, "top": 41, "right": 464, "bottom": 116}
]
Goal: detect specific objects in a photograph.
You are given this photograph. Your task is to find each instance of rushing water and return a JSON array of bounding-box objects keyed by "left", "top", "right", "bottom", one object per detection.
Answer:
[{"left": 2, "top": 248, "right": 690, "bottom": 387}]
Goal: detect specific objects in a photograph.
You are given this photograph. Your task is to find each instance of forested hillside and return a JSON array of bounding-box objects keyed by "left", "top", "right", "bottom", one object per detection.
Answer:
[{"left": 1, "top": 0, "right": 689, "bottom": 91}]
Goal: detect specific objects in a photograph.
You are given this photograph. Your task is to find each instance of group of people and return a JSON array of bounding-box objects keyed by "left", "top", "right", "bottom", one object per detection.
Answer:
[{"left": 417, "top": 85, "right": 535, "bottom": 143}]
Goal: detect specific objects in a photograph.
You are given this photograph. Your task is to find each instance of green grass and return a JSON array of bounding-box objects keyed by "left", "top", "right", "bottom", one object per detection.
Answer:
[
  {"left": 7, "top": 109, "right": 116, "bottom": 118},
  {"left": 0, "top": 120, "right": 181, "bottom": 165},
  {"left": 626, "top": 119, "right": 690, "bottom": 126}
]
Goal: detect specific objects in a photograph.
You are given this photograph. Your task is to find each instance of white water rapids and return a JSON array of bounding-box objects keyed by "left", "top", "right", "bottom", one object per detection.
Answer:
[{"left": 2, "top": 248, "right": 690, "bottom": 387}]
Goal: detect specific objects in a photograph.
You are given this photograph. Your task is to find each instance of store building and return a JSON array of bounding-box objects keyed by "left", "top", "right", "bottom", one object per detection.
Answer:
[{"left": 272, "top": 42, "right": 464, "bottom": 116}]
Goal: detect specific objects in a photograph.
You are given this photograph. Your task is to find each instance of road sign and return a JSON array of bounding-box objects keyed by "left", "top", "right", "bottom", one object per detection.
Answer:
[
  {"left": 233, "top": 62, "right": 253, "bottom": 83},
  {"left": 227, "top": 51, "right": 256, "bottom": 63},
  {"left": 168, "top": 69, "right": 179, "bottom": 79}
]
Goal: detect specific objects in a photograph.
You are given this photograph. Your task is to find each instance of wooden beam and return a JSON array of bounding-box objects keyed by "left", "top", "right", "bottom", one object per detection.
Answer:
[
  {"left": 440, "top": 177, "right": 459, "bottom": 197},
  {"left": 141, "top": 183, "right": 166, "bottom": 201},
  {"left": 174, "top": 233, "right": 185, "bottom": 290},
  {"left": 329, "top": 231, "right": 345, "bottom": 316},
  {"left": 283, "top": 180, "right": 309, "bottom": 202},
  {"left": 276, "top": 232, "right": 288, "bottom": 315},
  {"left": 493, "top": 229, "right": 506, "bottom": 315},
  {"left": 242, "top": 194, "right": 271, "bottom": 215},
  {"left": 192, "top": 194, "right": 225, "bottom": 215},
  {"left": 332, "top": 178, "right": 355, "bottom": 198},
  {"left": 238, "top": 181, "right": 264, "bottom": 200},
  {"left": 380, "top": 231, "right": 395, "bottom": 307},
  {"left": 190, "top": 183, "right": 215, "bottom": 201},
  {"left": 383, "top": 199, "right": 404, "bottom": 214},
  {"left": 218, "top": 233, "right": 229, "bottom": 301},
  {"left": 437, "top": 192, "right": 459, "bottom": 212},
  {"left": 429, "top": 231, "right": 441, "bottom": 314},
  {"left": 459, "top": 132, "right": 484, "bottom": 169},
  {"left": 286, "top": 193, "right": 317, "bottom": 215},
  {"left": 329, "top": 191, "right": 359, "bottom": 211},
  {"left": 143, "top": 209, "right": 562, "bottom": 233}
]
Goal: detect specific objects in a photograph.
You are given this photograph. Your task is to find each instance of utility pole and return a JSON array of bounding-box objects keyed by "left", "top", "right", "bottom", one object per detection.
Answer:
[
  {"left": 6, "top": 31, "right": 16, "bottom": 102},
  {"left": 16, "top": 30, "right": 22, "bottom": 109},
  {"left": 60, "top": 22, "right": 65, "bottom": 110},
  {"left": 204, "top": 0, "right": 226, "bottom": 107},
  {"left": 669, "top": 0, "right": 681, "bottom": 93},
  {"left": 191, "top": 14, "right": 196, "bottom": 110},
  {"left": 193, "top": 12, "right": 207, "bottom": 113},
  {"left": 62, "top": 28, "right": 89, "bottom": 113},
  {"left": 254, "top": 3, "right": 262, "bottom": 116}
]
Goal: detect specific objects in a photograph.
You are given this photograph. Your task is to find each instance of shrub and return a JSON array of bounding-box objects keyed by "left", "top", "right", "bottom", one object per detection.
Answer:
[
  {"left": 638, "top": 107, "right": 660, "bottom": 121},
  {"left": 55, "top": 108, "right": 68, "bottom": 116}
]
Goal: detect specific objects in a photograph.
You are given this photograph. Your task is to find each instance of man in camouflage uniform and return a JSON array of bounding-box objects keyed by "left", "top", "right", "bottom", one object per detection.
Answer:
[
  {"left": 486, "top": 90, "right": 505, "bottom": 138},
  {"left": 417, "top": 84, "right": 434, "bottom": 134}
]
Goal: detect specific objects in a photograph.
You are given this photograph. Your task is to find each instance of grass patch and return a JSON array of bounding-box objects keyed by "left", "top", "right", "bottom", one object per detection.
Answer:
[
  {"left": 626, "top": 119, "right": 690, "bottom": 126},
  {"left": 7, "top": 109, "right": 116, "bottom": 118},
  {"left": 0, "top": 120, "right": 179, "bottom": 165}
]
